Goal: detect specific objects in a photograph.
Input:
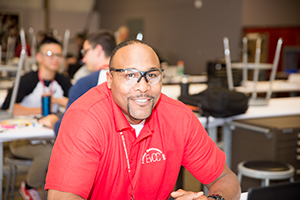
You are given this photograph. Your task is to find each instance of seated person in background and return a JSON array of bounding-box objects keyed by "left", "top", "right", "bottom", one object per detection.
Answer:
[
  {"left": 1, "top": 36, "right": 72, "bottom": 200},
  {"left": 39, "top": 30, "right": 116, "bottom": 133},
  {"left": 73, "top": 30, "right": 114, "bottom": 83},
  {"left": 45, "top": 39, "right": 241, "bottom": 200},
  {"left": 1, "top": 37, "right": 71, "bottom": 115}
]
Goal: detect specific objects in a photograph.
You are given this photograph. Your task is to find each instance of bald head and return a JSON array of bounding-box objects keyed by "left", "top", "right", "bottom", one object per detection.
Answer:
[{"left": 109, "top": 39, "right": 159, "bottom": 70}]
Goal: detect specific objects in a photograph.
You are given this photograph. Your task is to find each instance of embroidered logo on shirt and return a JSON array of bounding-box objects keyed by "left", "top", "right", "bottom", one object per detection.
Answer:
[{"left": 142, "top": 148, "right": 166, "bottom": 164}]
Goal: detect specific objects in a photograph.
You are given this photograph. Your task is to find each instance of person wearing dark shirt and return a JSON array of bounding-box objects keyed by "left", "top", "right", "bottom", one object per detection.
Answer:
[{"left": 1, "top": 36, "right": 72, "bottom": 200}]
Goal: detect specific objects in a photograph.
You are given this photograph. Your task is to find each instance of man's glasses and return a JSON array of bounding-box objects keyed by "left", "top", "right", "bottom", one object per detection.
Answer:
[
  {"left": 110, "top": 68, "right": 164, "bottom": 85},
  {"left": 41, "top": 51, "right": 63, "bottom": 59},
  {"left": 80, "top": 47, "right": 94, "bottom": 57}
]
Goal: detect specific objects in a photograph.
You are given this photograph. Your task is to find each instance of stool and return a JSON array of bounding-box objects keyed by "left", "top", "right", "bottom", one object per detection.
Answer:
[
  {"left": 238, "top": 160, "right": 295, "bottom": 187},
  {"left": 4, "top": 154, "right": 47, "bottom": 200}
]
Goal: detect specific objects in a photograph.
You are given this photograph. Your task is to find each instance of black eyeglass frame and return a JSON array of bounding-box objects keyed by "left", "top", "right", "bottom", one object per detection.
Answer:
[
  {"left": 110, "top": 68, "right": 164, "bottom": 84},
  {"left": 80, "top": 44, "right": 96, "bottom": 57}
]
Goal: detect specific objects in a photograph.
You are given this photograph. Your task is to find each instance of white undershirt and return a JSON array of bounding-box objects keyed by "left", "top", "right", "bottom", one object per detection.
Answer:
[
  {"left": 130, "top": 120, "right": 145, "bottom": 137},
  {"left": 97, "top": 69, "right": 108, "bottom": 85}
]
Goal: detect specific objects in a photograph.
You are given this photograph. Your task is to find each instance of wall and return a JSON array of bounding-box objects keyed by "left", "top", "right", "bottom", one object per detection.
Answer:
[
  {"left": 242, "top": 0, "right": 300, "bottom": 27},
  {"left": 2, "top": 0, "right": 300, "bottom": 74},
  {"left": 98, "top": 0, "right": 243, "bottom": 75},
  {"left": 0, "top": 0, "right": 100, "bottom": 56},
  {"left": 98, "top": 0, "right": 300, "bottom": 75},
  {"left": 241, "top": 0, "right": 300, "bottom": 71}
]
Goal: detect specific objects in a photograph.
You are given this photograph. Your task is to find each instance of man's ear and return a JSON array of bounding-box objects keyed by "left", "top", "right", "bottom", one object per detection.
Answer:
[
  {"left": 106, "top": 71, "right": 112, "bottom": 89},
  {"left": 95, "top": 44, "right": 103, "bottom": 56}
]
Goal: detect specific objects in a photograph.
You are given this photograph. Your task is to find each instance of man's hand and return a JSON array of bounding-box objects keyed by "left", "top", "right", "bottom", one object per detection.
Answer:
[
  {"left": 52, "top": 96, "right": 68, "bottom": 107},
  {"left": 38, "top": 114, "right": 59, "bottom": 129},
  {"left": 171, "top": 189, "right": 206, "bottom": 200}
]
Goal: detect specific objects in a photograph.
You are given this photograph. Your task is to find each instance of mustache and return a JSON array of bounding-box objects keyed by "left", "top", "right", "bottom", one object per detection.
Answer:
[{"left": 129, "top": 94, "right": 155, "bottom": 99}]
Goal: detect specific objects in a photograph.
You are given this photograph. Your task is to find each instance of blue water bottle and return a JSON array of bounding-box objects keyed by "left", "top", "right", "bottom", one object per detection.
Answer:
[{"left": 41, "top": 95, "right": 51, "bottom": 116}]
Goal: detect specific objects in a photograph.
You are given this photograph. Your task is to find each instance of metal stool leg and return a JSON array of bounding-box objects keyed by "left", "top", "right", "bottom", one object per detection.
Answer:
[
  {"left": 11, "top": 165, "right": 17, "bottom": 200},
  {"left": 238, "top": 172, "right": 242, "bottom": 184},
  {"left": 4, "top": 165, "right": 12, "bottom": 200},
  {"left": 264, "top": 178, "right": 270, "bottom": 187}
]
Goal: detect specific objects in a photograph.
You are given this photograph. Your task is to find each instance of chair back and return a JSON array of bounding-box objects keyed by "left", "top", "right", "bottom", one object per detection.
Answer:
[
  {"left": 223, "top": 37, "right": 283, "bottom": 106},
  {"left": 223, "top": 37, "right": 234, "bottom": 91},
  {"left": 60, "top": 29, "right": 71, "bottom": 73},
  {"left": 265, "top": 38, "right": 283, "bottom": 101}
]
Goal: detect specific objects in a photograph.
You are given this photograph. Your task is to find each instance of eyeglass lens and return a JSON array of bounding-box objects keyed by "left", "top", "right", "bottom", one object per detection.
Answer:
[
  {"left": 42, "top": 51, "right": 63, "bottom": 59},
  {"left": 112, "top": 68, "right": 163, "bottom": 85},
  {"left": 81, "top": 47, "right": 92, "bottom": 57}
]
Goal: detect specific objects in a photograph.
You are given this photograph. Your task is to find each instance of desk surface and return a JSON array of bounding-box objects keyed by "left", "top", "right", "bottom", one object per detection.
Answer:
[
  {"left": 235, "top": 80, "right": 300, "bottom": 93},
  {"left": 0, "top": 121, "right": 55, "bottom": 198},
  {"left": 162, "top": 83, "right": 207, "bottom": 100},
  {"left": 0, "top": 125, "right": 55, "bottom": 142},
  {"left": 240, "top": 192, "right": 248, "bottom": 200},
  {"left": 230, "top": 96, "right": 300, "bottom": 121},
  {"left": 197, "top": 96, "right": 300, "bottom": 131},
  {"left": 162, "top": 75, "right": 207, "bottom": 84},
  {"left": 162, "top": 80, "right": 300, "bottom": 101}
]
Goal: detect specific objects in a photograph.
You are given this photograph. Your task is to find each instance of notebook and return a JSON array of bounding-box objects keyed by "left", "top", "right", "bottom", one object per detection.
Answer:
[{"left": 247, "top": 181, "right": 300, "bottom": 200}]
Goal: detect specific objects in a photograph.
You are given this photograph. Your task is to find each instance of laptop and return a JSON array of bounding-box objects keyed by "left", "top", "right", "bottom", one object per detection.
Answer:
[
  {"left": 0, "top": 47, "right": 26, "bottom": 121},
  {"left": 247, "top": 181, "right": 300, "bottom": 200}
]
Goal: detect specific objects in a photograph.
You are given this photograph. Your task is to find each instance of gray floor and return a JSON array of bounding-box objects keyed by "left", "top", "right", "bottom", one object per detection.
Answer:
[
  {"left": 2, "top": 142, "right": 47, "bottom": 200},
  {"left": 3, "top": 173, "right": 46, "bottom": 200}
]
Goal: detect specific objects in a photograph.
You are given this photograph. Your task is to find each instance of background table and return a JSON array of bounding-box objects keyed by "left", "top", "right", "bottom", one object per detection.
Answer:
[
  {"left": 0, "top": 125, "right": 55, "bottom": 198},
  {"left": 235, "top": 80, "right": 300, "bottom": 94},
  {"left": 162, "top": 84, "right": 300, "bottom": 166},
  {"left": 162, "top": 80, "right": 300, "bottom": 101},
  {"left": 222, "top": 97, "right": 300, "bottom": 167},
  {"left": 197, "top": 97, "right": 300, "bottom": 168}
]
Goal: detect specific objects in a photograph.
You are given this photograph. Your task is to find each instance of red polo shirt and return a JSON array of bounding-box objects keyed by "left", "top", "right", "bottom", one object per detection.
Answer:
[{"left": 45, "top": 82, "right": 225, "bottom": 200}]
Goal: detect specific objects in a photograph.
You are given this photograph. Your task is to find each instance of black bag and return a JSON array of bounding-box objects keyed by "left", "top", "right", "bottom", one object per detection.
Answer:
[{"left": 178, "top": 87, "right": 249, "bottom": 118}]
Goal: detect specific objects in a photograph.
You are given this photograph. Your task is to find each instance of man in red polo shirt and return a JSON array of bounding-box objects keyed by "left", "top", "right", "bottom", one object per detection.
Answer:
[{"left": 45, "top": 39, "right": 241, "bottom": 200}]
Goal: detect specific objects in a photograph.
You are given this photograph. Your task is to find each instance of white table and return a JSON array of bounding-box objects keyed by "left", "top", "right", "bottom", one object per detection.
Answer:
[
  {"left": 162, "top": 75, "right": 207, "bottom": 84},
  {"left": 198, "top": 97, "right": 300, "bottom": 168},
  {"left": 162, "top": 84, "right": 300, "bottom": 168},
  {"left": 162, "top": 83, "right": 207, "bottom": 100},
  {"left": 162, "top": 82, "right": 300, "bottom": 146},
  {"left": 240, "top": 192, "right": 248, "bottom": 200},
  {"left": 162, "top": 80, "right": 300, "bottom": 101},
  {"left": 0, "top": 125, "right": 55, "bottom": 198},
  {"left": 235, "top": 80, "right": 300, "bottom": 94}
]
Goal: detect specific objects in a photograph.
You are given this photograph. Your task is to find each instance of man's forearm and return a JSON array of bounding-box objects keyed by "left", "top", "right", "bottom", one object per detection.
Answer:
[
  {"left": 13, "top": 103, "right": 41, "bottom": 116},
  {"left": 207, "top": 174, "right": 240, "bottom": 200},
  {"left": 206, "top": 164, "right": 241, "bottom": 200}
]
